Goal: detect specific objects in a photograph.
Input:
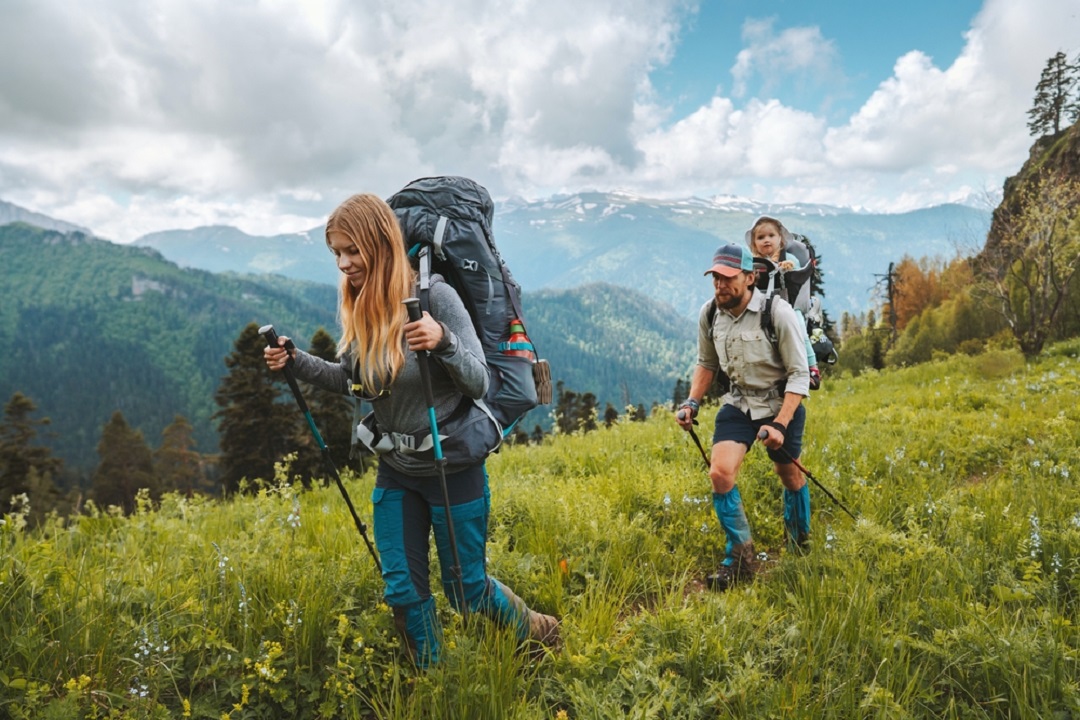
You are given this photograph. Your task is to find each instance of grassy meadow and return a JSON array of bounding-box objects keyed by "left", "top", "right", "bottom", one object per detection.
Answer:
[{"left": 2, "top": 345, "right": 1080, "bottom": 718}]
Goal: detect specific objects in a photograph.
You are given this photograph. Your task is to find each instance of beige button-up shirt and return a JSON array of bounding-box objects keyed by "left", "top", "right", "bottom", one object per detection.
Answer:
[{"left": 697, "top": 288, "right": 810, "bottom": 420}]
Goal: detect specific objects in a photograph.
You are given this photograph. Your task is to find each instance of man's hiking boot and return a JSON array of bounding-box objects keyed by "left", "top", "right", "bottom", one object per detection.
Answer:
[
  {"left": 809, "top": 366, "right": 822, "bottom": 391},
  {"left": 787, "top": 531, "right": 811, "bottom": 554}
]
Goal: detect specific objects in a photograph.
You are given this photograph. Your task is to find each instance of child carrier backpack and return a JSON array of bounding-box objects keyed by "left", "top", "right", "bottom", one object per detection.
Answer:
[
  {"left": 387, "top": 176, "right": 551, "bottom": 435},
  {"left": 707, "top": 247, "right": 838, "bottom": 367},
  {"left": 753, "top": 235, "right": 838, "bottom": 367}
]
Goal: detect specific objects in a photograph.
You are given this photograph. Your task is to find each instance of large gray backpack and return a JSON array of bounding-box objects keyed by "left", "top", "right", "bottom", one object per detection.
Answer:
[{"left": 387, "top": 176, "right": 551, "bottom": 434}]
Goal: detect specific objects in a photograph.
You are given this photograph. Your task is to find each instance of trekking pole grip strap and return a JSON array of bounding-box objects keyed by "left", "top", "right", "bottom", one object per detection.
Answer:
[{"left": 766, "top": 420, "right": 786, "bottom": 434}]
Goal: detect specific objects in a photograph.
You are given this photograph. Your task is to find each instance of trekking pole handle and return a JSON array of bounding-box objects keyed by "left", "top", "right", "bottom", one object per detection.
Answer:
[
  {"left": 403, "top": 298, "right": 423, "bottom": 324},
  {"left": 677, "top": 409, "right": 700, "bottom": 426},
  {"left": 259, "top": 324, "right": 296, "bottom": 364}
]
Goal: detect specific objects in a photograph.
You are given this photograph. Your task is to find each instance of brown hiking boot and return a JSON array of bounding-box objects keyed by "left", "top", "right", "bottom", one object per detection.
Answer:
[
  {"left": 527, "top": 610, "right": 561, "bottom": 649},
  {"left": 706, "top": 541, "right": 757, "bottom": 591},
  {"left": 706, "top": 563, "right": 754, "bottom": 591},
  {"left": 491, "top": 579, "right": 562, "bottom": 653}
]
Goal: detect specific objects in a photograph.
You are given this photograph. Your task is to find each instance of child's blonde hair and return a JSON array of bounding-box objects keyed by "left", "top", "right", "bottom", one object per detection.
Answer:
[{"left": 745, "top": 216, "right": 792, "bottom": 258}]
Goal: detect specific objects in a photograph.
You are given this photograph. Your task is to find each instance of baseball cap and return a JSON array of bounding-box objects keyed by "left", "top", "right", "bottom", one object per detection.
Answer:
[{"left": 704, "top": 243, "right": 754, "bottom": 277}]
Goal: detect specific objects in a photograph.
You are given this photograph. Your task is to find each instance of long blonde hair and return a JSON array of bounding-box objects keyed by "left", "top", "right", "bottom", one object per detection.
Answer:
[{"left": 326, "top": 194, "right": 414, "bottom": 390}]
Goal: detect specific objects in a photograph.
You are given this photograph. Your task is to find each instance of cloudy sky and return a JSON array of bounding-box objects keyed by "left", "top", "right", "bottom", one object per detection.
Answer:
[{"left": 0, "top": 0, "right": 1077, "bottom": 242}]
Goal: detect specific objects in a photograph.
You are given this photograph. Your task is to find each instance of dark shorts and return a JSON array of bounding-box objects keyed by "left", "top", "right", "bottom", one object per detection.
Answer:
[{"left": 711, "top": 403, "right": 806, "bottom": 463}]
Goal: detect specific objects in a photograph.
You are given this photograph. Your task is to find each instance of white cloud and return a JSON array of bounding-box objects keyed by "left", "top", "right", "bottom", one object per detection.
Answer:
[
  {"left": 730, "top": 18, "right": 841, "bottom": 98},
  {"left": 633, "top": 0, "right": 1079, "bottom": 211},
  {"left": 0, "top": 0, "right": 1077, "bottom": 239},
  {"left": 0, "top": 0, "right": 684, "bottom": 239}
]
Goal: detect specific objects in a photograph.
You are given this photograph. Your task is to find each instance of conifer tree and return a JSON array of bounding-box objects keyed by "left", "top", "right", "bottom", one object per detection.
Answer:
[
  {"left": 154, "top": 415, "right": 209, "bottom": 496},
  {"left": 530, "top": 424, "right": 546, "bottom": 444},
  {"left": 1028, "top": 51, "right": 1078, "bottom": 137},
  {"left": 603, "top": 403, "right": 619, "bottom": 428},
  {"left": 799, "top": 233, "right": 835, "bottom": 334},
  {"left": 671, "top": 378, "right": 687, "bottom": 409},
  {"left": 553, "top": 381, "right": 581, "bottom": 434},
  {"left": 0, "top": 392, "right": 62, "bottom": 516},
  {"left": 91, "top": 410, "right": 157, "bottom": 514},
  {"left": 508, "top": 424, "right": 530, "bottom": 446},
  {"left": 213, "top": 323, "right": 299, "bottom": 493},
  {"left": 578, "top": 392, "right": 599, "bottom": 433}
]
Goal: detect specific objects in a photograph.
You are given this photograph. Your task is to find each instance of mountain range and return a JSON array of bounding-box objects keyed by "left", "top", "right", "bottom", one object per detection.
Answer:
[
  {"left": 0, "top": 221, "right": 692, "bottom": 473},
  {"left": 132, "top": 194, "right": 992, "bottom": 317},
  {"left": 0, "top": 190, "right": 996, "bottom": 474}
]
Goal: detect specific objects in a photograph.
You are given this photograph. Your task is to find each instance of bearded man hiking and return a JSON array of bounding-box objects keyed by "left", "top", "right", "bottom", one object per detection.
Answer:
[{"left": 676, "top": 243, "right": 812, "bottom": 591}]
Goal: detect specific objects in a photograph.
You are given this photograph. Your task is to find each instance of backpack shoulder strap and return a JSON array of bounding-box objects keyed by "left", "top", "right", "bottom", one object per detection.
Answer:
[{"left": 761, "top": 295, "right": 777, "bottom": 344}]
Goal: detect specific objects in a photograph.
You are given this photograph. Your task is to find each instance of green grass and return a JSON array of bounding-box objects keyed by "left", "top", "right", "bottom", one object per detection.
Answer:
[{"left": 2, "top": 347, "right": 1080, "bottom": 718}]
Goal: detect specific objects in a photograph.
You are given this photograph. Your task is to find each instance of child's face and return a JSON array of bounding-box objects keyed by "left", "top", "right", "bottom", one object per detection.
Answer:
[{"left": 752, "top": 223, "right": 783, "bottom": 259}]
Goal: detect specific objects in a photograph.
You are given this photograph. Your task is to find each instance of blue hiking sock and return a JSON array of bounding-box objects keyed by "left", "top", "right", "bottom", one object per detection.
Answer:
[
  {"left": 713, "top": 487, "right": 753, "bottom": 567},
  {"left": 783, "top": 484, "right": 811, "bottom": 546}
]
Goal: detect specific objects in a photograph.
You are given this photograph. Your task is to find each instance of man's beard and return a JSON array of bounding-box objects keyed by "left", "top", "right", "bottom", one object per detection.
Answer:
[{"left": 715, "top": 287, "right": 748, "bottom": 310}]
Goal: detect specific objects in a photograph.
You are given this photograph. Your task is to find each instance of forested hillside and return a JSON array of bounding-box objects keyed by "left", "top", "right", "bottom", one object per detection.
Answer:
[
  {"left": 0, "top": 223, "right": 337, "bottom": 473},
  {"left": 0, "top": 224, "right": 697, "bottom": 475},
  {"left": 517, "top": 282, "right": 696, "bottom": 425}
]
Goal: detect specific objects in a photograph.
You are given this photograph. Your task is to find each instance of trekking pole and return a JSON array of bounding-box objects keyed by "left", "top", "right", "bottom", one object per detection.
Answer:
[
  {"left": 402, "top": 299, "right": 468, "bottom": 617},
  {"left": 677, "top": 409, "right": 710, "bottom": 469},
  {"left": 259, "top": 325, "right": 382, "bottom": 573},
  {"left": 756, "top": 429, "right": 857, "bottom": 520}
]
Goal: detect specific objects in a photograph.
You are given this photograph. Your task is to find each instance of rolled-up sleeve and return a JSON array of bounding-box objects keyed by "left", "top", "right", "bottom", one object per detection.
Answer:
[{"left": 696, "top": 300, "right": 720, "bottom": 372}]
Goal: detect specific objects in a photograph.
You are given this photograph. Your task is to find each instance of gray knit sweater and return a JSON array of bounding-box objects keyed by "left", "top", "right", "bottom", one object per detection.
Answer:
[{"left": 289, "top": 281, "right": 488, "bottom": 471}]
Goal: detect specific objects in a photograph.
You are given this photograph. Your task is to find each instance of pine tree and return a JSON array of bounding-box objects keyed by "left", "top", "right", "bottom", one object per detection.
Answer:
[
  {"left": 1028, "top": 51, "right": 1078, "bottom": 137},
  {"left": 91, "top": 411, "right": 157, "bottom": 514},
  {"left": 603, "top": 403, "right": 619, "bottom": 428},
  {"left": 154, "top": 415, "right": 210, "bottom": 496},
  {"left": 0, "top": 392, "right": 62, "bottom": 516},
  {"left": 530, "top": 424, "right": 546, "bottom": 444},
  {"left": 508, "top": 425, "right": 530, "bottom": 446},
  {"left": 1070, "top": 52, "right": 1080, "bottom": 126},
  {"left": 553, "top": 381, "right": 581, "bottom": 434},
  {"left": 213, "top": 323, "right": 299, "bottom": 493},
  {"left": 671, "top": 378, "right": 687, "bottom": 409},
  {"left": 578, "top": 392, "right": 599, "bottom": 433}
]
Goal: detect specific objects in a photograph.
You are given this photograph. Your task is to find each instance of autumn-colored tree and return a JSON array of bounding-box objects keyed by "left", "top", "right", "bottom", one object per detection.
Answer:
[{"left": 888, "top": 256, "right": 945, "bottom": 331}]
